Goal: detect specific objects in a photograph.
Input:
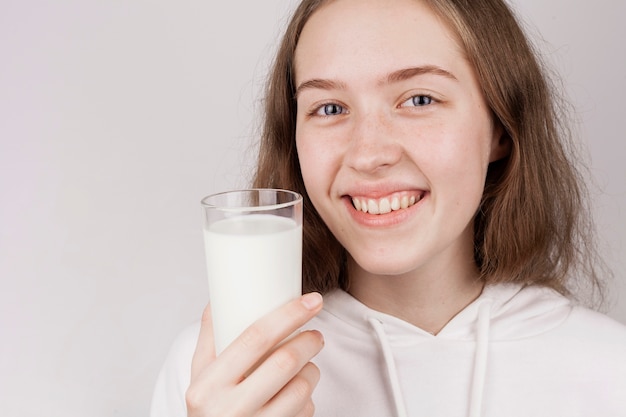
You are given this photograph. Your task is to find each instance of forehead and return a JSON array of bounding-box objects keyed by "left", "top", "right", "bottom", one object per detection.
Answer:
[{"left": 293, "top": 0, "right": 468, "bottom": 85}]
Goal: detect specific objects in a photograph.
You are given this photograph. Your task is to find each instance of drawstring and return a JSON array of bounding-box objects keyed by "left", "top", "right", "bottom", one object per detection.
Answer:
[
  {"left": 469, "top": 301, "right": 493, "bottom": 417},
  {"left": 368, "top": 300, "right": 493, "bottom": 417},
  {"left": 368, "top": 317, "right": 408, "bottom": 417}
]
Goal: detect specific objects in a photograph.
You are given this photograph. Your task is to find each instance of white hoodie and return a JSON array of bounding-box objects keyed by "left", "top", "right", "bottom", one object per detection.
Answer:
[{"left": 151, "top": 284, "right": 626, "bottom": 416}]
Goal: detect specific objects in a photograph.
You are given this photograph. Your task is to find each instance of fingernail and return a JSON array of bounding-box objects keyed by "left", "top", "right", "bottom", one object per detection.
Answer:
[{"left": 301, "top": 292, "right": 323, "bottom": 310}]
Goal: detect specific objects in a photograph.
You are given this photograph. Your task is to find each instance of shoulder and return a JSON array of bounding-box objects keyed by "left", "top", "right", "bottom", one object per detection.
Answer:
[
  {"left": 525, "top": 284, "right": 626, "bottom": 344},
  {"left": 485, "top": 283, "right": 625, "bottom": 336},
  {"left": 564, "top": 305, "right": 626, "bottom": 341},
  {"left": 543, "top": 303, "right": 626, "bottom": 373}
]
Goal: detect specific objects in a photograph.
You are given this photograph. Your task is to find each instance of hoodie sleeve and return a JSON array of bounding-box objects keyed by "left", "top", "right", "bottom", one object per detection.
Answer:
[{"left": 150, "top": 322, "right": 200, "bottom": 417}]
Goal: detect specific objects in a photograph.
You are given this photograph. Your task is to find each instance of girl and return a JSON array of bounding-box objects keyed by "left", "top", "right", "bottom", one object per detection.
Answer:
[{"left": 152, "top": 0, "right": 626, "bottom": 416}]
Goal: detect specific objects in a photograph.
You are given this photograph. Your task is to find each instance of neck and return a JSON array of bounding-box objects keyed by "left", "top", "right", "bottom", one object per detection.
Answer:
[{"left": 347, "top": 258, "right": 484, "bottom": 335}]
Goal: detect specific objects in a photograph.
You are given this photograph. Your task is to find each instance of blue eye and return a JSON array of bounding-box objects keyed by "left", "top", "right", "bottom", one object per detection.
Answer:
[
  {"left": 401, "top": 95, "right": 434, "bottom": 108},
  {"left": 316, "top": 103, "right": 345, "bottom": 116},
  {"left": 412, "top": 95, "right": 433, "bottom": 106},
  {"left": 400, "top": 94, "right": 435, "bottom": 107}
]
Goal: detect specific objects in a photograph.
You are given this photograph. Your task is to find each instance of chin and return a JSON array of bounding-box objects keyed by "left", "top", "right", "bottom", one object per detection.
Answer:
[{"left": 350, "top": 255, "right": 419, "bottom": 277}]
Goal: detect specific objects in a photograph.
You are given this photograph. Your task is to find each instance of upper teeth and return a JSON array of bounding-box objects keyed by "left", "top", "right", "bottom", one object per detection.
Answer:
[{"left": 352, "top": 195, "right": 419, "bottom": 214}]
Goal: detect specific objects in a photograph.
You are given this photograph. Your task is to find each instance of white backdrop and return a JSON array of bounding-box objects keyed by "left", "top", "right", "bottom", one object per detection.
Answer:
[{"left": 1, "top": 1, "right": 624, "bottom": 416}]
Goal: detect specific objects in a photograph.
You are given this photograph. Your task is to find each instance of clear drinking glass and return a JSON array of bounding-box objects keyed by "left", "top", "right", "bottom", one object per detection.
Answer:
[{"left": 201, "top": 189, "right": 303, "bottom": 354}]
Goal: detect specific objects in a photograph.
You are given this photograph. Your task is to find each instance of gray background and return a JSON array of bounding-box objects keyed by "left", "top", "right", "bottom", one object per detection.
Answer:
[{"left": 1, "top": 1, "right": 624, "bottom": 416}]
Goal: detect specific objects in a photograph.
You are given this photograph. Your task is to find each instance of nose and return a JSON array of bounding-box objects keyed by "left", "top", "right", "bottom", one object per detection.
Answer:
[{"left": 344, "top": 112, "right": 403, "bottom": 174}]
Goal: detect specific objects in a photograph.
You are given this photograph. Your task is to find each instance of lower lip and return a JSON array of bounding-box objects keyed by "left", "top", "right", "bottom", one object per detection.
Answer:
[{"left": 343, "top": 195, "right": 426, "bottom": 227}]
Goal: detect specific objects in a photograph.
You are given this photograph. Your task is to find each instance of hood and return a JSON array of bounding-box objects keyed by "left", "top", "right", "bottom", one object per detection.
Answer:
[
  {"left": 321, "top": 283, "right": 573, "bottom": 417},
  {"left": 323, "top": 283, "right": 572, "bottom": 343}
]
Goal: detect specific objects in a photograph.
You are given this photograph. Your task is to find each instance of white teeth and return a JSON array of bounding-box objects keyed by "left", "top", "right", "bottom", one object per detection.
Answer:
[
  {"left": 351, "top": 194, "right": 421, "bottom": 215},
  {"left": 379, "top": 198, "right": 391, "bottom": 214},
  {"left": 391, "top": 196, "right": 400, "bottom": 211},
  {"left": 367, "top": 199, "right": 379, "bottom": 215}
]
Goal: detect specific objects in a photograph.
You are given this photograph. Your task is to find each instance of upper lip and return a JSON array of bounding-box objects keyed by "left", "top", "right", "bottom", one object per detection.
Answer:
[{"left": 340, "top": 182, "right": 428, "bottom": 199}]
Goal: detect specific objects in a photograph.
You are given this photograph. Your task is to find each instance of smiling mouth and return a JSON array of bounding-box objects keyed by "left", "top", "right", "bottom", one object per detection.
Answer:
[{"left": 350, "top": 192, "right": 424, "bottom": 215}]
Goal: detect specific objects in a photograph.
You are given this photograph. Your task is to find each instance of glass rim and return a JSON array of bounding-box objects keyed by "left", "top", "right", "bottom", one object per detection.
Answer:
[{"left": 200, "top": 188, "right": 302, "bottom": 212}]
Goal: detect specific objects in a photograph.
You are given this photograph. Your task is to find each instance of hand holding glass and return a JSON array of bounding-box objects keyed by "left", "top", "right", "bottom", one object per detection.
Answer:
[{"left": 201, "top": 189, "right": 303, "bottom": 354}]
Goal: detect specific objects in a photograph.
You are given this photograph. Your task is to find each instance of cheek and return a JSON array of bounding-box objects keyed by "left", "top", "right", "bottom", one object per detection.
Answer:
[
  {"left": 446, "top": 116, "right": 495, "bottom": 171},
  {"left": 421, "top": 124, "right": 494, "bottom": 203},
  {"left": 296, "top": 131, "right": 313, "bottom": 178},
  {"left": 420, "top": 133, "right": 488, "bottom": 175},
  {"left": 296, "top": 132, "right": 331, "bottom": 198}
]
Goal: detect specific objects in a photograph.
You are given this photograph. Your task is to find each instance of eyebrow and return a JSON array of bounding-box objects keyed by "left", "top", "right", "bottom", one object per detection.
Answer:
[
  {"left": 384, "top": 65, "right": 458, "bottom": 84},
  {"left": 294, "top": 65, "right": 457, "bottom": 98},
  {"left": 294, "top": 78, "right": 347, "bottom": 99}
]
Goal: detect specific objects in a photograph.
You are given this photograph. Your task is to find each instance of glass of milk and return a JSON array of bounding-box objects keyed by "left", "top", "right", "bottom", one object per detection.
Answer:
[{"left": 201, "top": 189, "right": 303, "bottom": 355}]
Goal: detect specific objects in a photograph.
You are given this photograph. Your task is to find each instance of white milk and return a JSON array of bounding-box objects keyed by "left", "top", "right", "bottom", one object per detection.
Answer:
[{"left": 204, "top": 214, "right": 302, "bottom": 354}]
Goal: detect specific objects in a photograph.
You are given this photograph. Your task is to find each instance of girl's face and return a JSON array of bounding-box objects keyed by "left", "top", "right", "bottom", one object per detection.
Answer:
[{"left": 294, "top": 0, "right": 507, "bottom": 278}]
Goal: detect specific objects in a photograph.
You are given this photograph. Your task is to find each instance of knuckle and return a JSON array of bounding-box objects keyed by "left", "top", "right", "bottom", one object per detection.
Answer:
[
  {"left": 185, "top": 386, "right": 204, "bottom": 411},
  {"left": 186, "top": 387, "right": 244, "bottom": 417},
  {"left": 291, "top": 374, "right": 314, "bottom": 401},
  {"left": 239, "top": 323, "right": 268, "bottom": 350},
  {"left": 271, "top": 348, "right": 300, "bottom": 372}
]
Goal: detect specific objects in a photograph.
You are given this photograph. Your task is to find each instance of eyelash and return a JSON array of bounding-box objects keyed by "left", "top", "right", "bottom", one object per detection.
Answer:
[{"left": 308, "top": 94, "right": 436, "bottom": 118}]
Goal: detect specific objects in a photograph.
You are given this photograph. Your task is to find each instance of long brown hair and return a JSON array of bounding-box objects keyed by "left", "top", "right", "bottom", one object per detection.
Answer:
[{"left": 252, "top": 0, "right": 606, "bottom": 304}]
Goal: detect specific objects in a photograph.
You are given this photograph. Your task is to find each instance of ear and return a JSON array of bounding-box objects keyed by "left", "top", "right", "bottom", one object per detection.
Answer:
[{"left": 489, "top": 122, "right": 512, "bottom": 163}]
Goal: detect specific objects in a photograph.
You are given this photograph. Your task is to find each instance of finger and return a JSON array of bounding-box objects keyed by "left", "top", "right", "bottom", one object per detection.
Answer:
[
  {"left": 190, "top": 303, "right": 216, "bottom": 381},
  {"left": 294, "top": 400, "right": 316, "bottom": 417},
  {"left": 211, "top": 292, "right": 323, "bottom": 383},
  {"left": 236, "top": 330, "right": 324, "bottom": 413},
  {"left": 257, "top": 361, "right": 321, "bottom": 417}
]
